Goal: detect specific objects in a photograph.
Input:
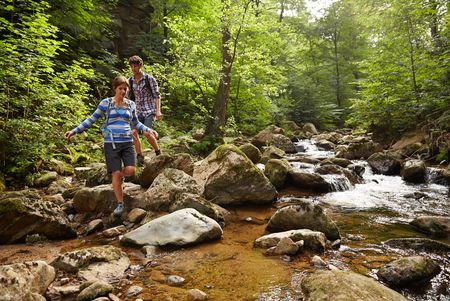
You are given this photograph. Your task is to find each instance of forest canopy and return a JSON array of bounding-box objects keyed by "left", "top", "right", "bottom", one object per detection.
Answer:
[{"left": 0, "top": 0, "right": 449, "bottom": 186}]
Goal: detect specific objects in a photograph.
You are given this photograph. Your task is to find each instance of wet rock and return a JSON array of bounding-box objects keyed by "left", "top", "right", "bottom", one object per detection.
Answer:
[
  {"left": 401, "top": 159, "right": 427, "bottom": 183},
  {"left": 102, "top": 225, "right": 127, "bottom": 238},
  {"left": 239, "top": 143, "right": 262, "bottom": 164},
  {"left": 188, "top": 288, "right": 208, "bottom": 300},
  {"left": 0, "top": 190, "right": 77, "bottom": 244},
  {"left": 311, "top": 255, "right": 327, "bottom": 269},
  {"left": 51, "top": 245, "right": 130, "bottom": 282},
  {"left": 410, "top": 215, "right": 450, "bottom": 237},
  {"left": 254, "top": 229, "right": 327, "bottom": 252},
  {"left": 315, "top": 164, "right": 359, "bottom": 185},
  {"left": 264, "top": 159, "right": 291, "bottom": 190},
  {"left": 367, "top": 151, "right": 402, "bottom": 175},
  {"left": 139, "top": 153, "right": 195, "bottom": 188},
  {"left": 0, "top": 261, "right": 55, "bottom": 301},
  {"left": 120, "top": 208, "right": 223, "bottom": 247},
  {"left": 288, "top": 170, "right": 331, "bottom": 192},
  {"left": 86, "top": 219, "right": 104, "bottom": 235},
  {"left": 316, "top": 139, "right": 335, "bottom": 151},
  {"left": 319, "top": 157, "right": 352, "bottom": 168},
  {"left": 301, "top": 270, "right": 408, "bottom": 301},
  {"left": 377, "top": 256, "right": 441, "bottom": 287},
  {"left": 383, "top": 238, "right": 450, "bottom": 253},
  {"left": 193, "top": 144, "right": 277, "bottom": 205},
  {"left": 266, "top": 201, "right": 340, "bottom": 240},
  {"left": 264, "top": 236, "right": 302, "bottom": 256},
  {"left": 77, "top": 281, "right": 113, "bottom": 301},
  {"left": 127, "top": 208, "right": 147, "bottom": 224},
  {"left": 336, "top": 140, "right": 383, "bottom": 160},
  {"left": 167, "top": 275, "right": 185, "bottom": 286},
  {"left": 127, "top": 285, "right": 143, "bottom": 297}
]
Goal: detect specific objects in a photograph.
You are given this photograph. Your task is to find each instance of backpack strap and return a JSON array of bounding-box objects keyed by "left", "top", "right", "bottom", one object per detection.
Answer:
[
  {"left": 128, "top": 77, "right": 135, "bottom": 101},
  {"left": 102, "top": 97, "right": 117, "bottom": 149}
]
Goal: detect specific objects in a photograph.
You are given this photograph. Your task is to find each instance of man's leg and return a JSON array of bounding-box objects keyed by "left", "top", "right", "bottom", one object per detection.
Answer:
[
  {"left": 132, "top": 128, "right": 145, "bottom": 166},
  {"left": 143, "top": 114, "right": 161, "bottom": 155}
]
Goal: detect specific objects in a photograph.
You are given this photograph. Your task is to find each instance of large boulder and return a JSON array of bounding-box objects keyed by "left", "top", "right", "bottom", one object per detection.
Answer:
[
  {"left": 367, "top": 151, "right": 402, "bottom": 175},
  {"left": 401, "top": 159, "right": 427, "bottom": 183},
  {"left": 0, "top": 190, "right": 77, "bottom": 244},
  {"left": 251, "top": 125, "right": 285, "bottom": 148},
  {"left": 288, "top": 171, "right": 331, "bottom": 192},
  {"left": 139, "top": 153, "right": 195, "bottom": 188},
  {"left": 135, "top": 168, "right": 202, "bottom": 211},
  {"left": 120, "top": 208, "right": 223, "bottom": 247},
  {"left": 377, "top": 256, "right": 441, "bottom": 287},
  {"left": 72, "top": 183, "right": 144, "bottom": 214},
  {"left": 193, "top": 144, "right": 277, "bottom": 205},
  {"left": 301, "top": 270, "right": 408, "bottom": 301},
  {"left": 266, "top": 201, "right": 340, "bottom": 240},
  {"left": 0, "top": 261, "right": 55, "bottom": 301}
]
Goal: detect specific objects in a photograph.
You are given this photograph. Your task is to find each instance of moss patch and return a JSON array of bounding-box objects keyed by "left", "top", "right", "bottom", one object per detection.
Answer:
[{"left": 0, "top": 198, "right": 29, "bottom": 215}]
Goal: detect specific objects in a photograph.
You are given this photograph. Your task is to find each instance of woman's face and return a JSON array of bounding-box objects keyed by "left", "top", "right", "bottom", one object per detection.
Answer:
[{"left": 115, "top": 83, "right": 128, "bottom": 98}]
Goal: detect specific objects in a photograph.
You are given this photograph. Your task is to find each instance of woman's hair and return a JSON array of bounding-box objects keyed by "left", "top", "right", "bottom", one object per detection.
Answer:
[
  {"left": 112, "top": 75, "right": 129, "bottom": 92},
  {"left": 128, "top": 55, "right": 143, "bottom": 66}
]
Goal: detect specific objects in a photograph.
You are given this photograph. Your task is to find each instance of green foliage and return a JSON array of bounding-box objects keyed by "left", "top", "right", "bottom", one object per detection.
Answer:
[{"left": 0, "top": 0, "right": 98, "bottom": 184}]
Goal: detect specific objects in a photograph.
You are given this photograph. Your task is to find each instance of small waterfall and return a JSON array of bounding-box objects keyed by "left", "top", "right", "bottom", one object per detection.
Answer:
[{"left": 323, "top": 174, "right": 353, "bottom": 192}]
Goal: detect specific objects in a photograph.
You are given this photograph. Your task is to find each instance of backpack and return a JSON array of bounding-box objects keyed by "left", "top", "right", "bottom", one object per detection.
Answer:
[{"left": 128, "top": 74, "right": 153, "bottom": 101}]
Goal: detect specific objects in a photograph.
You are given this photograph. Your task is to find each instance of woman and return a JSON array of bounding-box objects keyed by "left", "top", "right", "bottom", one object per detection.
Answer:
[{"left": 64, "top": 75, "right": 155, "bottom": 216}]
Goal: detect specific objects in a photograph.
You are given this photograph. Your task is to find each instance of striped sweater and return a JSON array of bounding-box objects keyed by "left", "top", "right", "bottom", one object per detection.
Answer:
[{"left": 70, "top": 97, "right": 151, "bottom": 144}]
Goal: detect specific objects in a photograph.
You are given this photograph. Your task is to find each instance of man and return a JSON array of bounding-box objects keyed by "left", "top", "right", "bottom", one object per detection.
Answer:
[{"left": 128, "top": 55, "right": 162, "bottom": 166}]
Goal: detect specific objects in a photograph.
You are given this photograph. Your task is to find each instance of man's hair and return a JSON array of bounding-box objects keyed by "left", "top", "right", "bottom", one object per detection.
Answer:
[
  {"left": 129, "top": 55, "right": 143, "bottom": 66},
  {"left": 112, "top": 75, "right": 130, "bottom": 92}
]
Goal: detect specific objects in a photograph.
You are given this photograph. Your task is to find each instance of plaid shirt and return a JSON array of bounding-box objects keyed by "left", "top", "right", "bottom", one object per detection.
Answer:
[{"left": 131, "top": 72, "right": 160, "bottom": 118}]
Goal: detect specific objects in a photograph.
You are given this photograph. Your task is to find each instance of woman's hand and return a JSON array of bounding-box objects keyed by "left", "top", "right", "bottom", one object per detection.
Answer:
[{"left": 64, "top": 131, "right": 73, "bottom": 141}]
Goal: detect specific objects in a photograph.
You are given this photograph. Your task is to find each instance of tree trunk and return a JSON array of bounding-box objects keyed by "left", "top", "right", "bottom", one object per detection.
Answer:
[
  {"left": 333, "top": 28, "right": 341, "bottom": 108},
  {"left": 205, "top": 25, "right": 233, "bottom": 137}
]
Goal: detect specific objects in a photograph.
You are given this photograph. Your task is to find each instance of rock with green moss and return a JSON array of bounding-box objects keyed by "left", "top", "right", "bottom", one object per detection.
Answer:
[
  {"left": 264, "top": 159, "right": 291, "bottom": 189},
  {"left": 377, "top": 256, "right": 441, "bottom": 287},
  {"left": 301, "top": 270, "right": 408, "bottom": 301},
  {"left": 0, "top": 190, "right": 77, "bottom": 244},
  {"left": 34, "top": 171, "right": 58, "bottom": 187},
  {"left": 266, "top": 200, "right": 340, "bottom": 240},
  {"left": 193, "top": 144, "right": 277, "bottom": 205},
  {"left": 239, "top": 143, "right": 262, "bottom": 164}
]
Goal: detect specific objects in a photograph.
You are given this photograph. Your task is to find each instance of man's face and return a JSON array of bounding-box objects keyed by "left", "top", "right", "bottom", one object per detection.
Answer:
[{"left": 130, "top": 63, "right": 141, "bottom": 75}]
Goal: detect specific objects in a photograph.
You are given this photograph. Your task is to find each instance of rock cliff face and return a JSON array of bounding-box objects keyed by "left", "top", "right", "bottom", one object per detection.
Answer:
[{"left": 115, "top": 0, "right": 155, "bottom": 58}]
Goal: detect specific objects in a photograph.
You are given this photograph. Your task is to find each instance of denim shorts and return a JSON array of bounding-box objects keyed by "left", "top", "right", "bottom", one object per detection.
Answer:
[
  {"left": 104, "top": 142, "right": 136, "bottom": 173},
  {"left": 138, "top": 113, "right": 156, "bottom": 129}
]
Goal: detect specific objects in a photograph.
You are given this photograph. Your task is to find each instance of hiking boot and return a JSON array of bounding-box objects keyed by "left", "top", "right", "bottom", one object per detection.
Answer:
[
  {"left": 113, "top": 203, "right": 124, "bottom": 216},
  {"left": 137, "top": 154, "right": 145, "bottom": 166},
  {"left": 155, "top": 149, "right": 161, "bottom": 156}
]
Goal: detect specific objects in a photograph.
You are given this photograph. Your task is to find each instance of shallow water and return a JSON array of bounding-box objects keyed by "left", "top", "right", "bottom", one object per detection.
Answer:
[{"left": 1, "top": 138, "right": 449, "bottom": 300}]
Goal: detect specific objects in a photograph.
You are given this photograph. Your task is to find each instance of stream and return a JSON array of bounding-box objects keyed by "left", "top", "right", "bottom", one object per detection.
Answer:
[{"left": 1, "top": 138, "right": 449, "bottom": 301}]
